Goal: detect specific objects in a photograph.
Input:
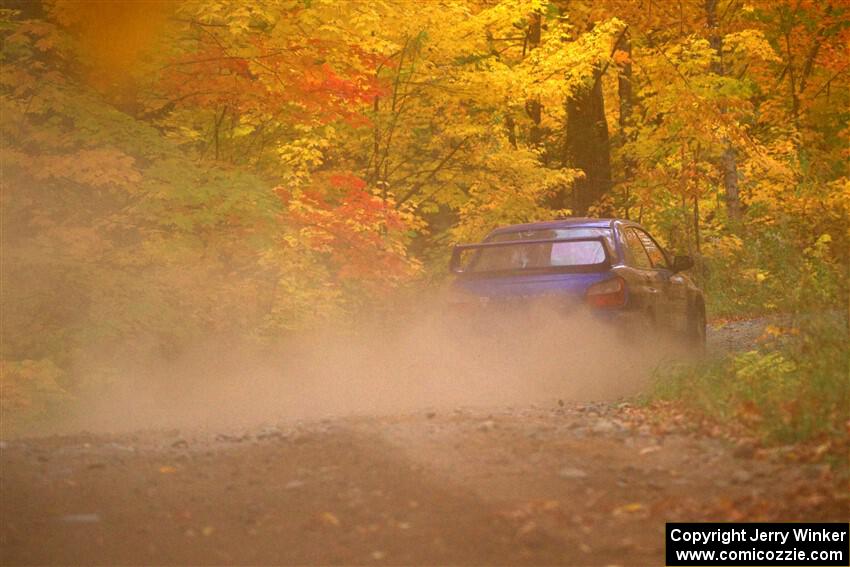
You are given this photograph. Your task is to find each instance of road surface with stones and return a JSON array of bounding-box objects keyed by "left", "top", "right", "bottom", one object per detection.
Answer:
[{"left": 1, "top": 320, "right": 846, "bottom": 565}]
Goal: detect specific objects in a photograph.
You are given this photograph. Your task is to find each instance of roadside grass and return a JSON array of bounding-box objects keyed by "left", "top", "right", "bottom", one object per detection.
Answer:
[
  {"left": 654, "top": 222, "right": 850, "bottom": 471},
  {"left": 649, "top": 313, "right": 849, "bottom": 471}
]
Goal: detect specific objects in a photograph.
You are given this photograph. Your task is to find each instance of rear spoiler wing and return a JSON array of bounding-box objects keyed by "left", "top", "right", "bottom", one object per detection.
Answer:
[{"left": 449, "top": 236, "right": 611, "bottom": 274}]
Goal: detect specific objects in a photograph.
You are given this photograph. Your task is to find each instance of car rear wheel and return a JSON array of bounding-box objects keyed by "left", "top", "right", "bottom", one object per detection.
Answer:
[
  {"left": 688, "top": 301, "right": 706, "bottom": 354},
  {"left": 623, "top": 308, "right": 658, "bottom": 348}
]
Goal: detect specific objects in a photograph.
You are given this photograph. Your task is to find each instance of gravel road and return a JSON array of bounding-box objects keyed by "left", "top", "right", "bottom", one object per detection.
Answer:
[{"left": 1, "top": 320, "right": 846, "bottom": 565}]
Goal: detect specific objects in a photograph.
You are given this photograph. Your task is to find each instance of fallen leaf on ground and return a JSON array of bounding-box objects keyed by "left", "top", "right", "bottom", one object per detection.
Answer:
[{"left": 613, "top": 502, "right": 645, "bottom": 516}]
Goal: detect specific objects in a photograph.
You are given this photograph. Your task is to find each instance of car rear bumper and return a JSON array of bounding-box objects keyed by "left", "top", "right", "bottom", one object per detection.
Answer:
[{"left": 444, "top": 296, "right": 643, "bottom": 330}]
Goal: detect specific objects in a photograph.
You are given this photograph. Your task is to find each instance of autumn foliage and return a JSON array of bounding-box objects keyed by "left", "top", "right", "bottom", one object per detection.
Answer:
[{"left": 1, "top": 0, "right": 848, "bottom": 430}]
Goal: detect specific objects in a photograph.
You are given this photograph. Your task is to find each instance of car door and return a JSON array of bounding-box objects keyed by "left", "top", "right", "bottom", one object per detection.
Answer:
[
  {"left": 633, "top": 228, "right": 689, "bottom": 333},
  {"left": 621, "top": 228, "right": 661, "bottom": 323}
]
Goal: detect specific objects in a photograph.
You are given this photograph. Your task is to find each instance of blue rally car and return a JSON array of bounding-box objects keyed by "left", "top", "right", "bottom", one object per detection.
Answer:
[{"left": 448, "top": 218, "right": 706, "bottom": 347}]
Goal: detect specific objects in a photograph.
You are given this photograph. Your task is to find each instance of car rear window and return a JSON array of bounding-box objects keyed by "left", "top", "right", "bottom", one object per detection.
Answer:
[
  {"left": 462, "top": 238, "right": 608, "bottom": 273},
  {"left": 488, "top": 228, "right": 613, "bottom": 245},
  {"left": 487, "top": 227, "right": 616, "bottom": 260}
]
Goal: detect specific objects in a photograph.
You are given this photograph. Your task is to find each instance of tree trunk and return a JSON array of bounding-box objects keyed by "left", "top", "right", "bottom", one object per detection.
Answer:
[
  {"left": 617, "top": 29, "right": 634, "bottom": 219},
  {"left": 693, "top": 194, "right": 701, "bottom": 255},
  {"left": 706, "top": 0, "right": 743, "bottom": 224},
  {"left": 720, "top": 145, "right": 741, "bottom": 222},
  {"left": 617, "top": 29, "right": 633, "bottom": 138},
  {"left": 525, "top": 12, "right": 543, "bottom": 148},
  {"left": 563, "top": 72, "right": 612, "bottom": 215},
  {"left": 505, "top": 114, "right": 517, "bottom": 148}
]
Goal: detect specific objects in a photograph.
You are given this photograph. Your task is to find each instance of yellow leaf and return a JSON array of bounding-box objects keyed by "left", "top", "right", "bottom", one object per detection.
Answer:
[
  {"left": 614, "top": 502, "right": 645, "bottom": 515},
  {"left": 320, "top": 512, "right": 340, "bottom": 526}
]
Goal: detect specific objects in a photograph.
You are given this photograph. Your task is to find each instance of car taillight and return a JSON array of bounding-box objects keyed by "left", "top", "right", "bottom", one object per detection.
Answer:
[{"left": 586, "top": 277, "right": 626, "bottom": 308}]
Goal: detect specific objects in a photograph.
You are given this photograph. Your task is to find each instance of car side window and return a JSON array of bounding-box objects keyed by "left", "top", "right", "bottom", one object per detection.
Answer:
[
  {"left": 623, "top": 229, "right": 652, "bottom": 269},
  {"left": 635, "top": 229, "right": 670, "bottom": 269}
]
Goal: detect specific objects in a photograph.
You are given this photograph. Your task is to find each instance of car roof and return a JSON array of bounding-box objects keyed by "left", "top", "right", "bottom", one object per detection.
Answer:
[{"left": 487, "top": 217, "right": 625, "bottom": 236}]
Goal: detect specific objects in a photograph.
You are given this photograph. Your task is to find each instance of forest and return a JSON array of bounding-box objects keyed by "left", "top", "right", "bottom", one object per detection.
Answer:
[{"left": 1, "top": 0, "right": 848, "bottom": 457}]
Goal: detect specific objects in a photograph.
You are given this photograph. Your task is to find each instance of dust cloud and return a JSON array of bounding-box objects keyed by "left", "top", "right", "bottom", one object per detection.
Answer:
[{"left": 61, "top": 297, "right": 685, "bottom": 435}]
